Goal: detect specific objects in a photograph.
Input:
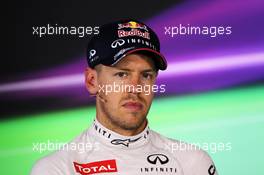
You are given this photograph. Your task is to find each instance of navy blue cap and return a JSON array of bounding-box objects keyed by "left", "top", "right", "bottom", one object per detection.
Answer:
[{"left": 87, "top": 19, "right": 167, "bottom": 70}]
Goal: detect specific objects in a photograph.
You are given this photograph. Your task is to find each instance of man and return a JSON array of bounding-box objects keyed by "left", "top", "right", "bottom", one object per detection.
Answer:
[{"left": 31, "top": 19, "right": 218, "bottom": 175}]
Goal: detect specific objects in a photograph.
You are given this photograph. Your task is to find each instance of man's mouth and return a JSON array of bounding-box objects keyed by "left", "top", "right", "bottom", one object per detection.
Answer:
[{"left": 122, "top": 101, "right": 143, "bottom": 111}]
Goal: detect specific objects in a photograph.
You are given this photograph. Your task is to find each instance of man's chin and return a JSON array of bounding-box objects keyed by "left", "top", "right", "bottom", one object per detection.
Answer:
[{"left": 119, "top": 115, "right": 146, "bottom": 130}]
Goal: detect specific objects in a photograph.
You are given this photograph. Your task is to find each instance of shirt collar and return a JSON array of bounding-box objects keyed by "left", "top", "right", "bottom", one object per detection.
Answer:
[{"left": 88, "top": 118, "right": 150, "bottom": 149}]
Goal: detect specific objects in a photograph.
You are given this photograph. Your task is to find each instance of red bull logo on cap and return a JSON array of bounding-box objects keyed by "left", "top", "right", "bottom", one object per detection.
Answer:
[
  {"left": 118, "top": 29, "right": 150, "bottom": 39},
  {"left": 118, "top": 21, "right": 148, "bottom": 31}
]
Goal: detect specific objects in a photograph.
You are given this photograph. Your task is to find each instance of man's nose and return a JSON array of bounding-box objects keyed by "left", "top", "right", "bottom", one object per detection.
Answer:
[
  {"left": 130, "top": 74, "right": 141, "bottom": 86},
  {"left": 127, "top": 74, "right": 141, "bottom": 93}
]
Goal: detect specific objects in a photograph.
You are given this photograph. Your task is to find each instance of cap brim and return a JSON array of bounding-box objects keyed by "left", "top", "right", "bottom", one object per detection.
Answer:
[{"left": 112, "top": 48, "right": 167, "bottom": 70}]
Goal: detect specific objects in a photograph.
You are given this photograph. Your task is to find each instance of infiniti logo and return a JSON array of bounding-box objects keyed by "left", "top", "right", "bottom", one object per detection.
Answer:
[
  {"left": 147, "top": 154, "right": 169, "bottom": 165},
  {"left": 208, "top": 165, "right": 216, "bottom": 175},
  {"left": 111, "top": 39, "right": 125, "bottom": 48}
]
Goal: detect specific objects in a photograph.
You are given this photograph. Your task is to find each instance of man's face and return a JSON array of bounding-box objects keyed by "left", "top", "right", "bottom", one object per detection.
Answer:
[{"left": 94, "top": 53, "right": 157, "bottom": 131}]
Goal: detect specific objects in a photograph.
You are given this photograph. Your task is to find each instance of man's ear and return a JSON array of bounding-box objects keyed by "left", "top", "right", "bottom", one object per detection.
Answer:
[{"left": 84, "top": 67, "right": 98, "bottom": 95}]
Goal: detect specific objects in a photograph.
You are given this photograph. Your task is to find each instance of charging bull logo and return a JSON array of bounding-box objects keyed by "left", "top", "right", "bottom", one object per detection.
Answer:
[{"left": 118, "top": 21, "right": 148, "bottom": 31}]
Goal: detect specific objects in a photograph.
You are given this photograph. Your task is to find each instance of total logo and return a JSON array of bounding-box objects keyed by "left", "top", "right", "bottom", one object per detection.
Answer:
[
  {"left": 118, "top": 21, "right": 148, "bottom": 31},
  {"left": 73, "top": 159, "right": 118, "bottom": 175}
]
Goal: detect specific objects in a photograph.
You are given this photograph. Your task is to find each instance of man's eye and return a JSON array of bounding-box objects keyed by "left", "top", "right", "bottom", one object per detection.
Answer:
[
  {"left": 142, "top": 73, "right": 153, "bottom": 79},
  {"left": 115, "top": 72, "right": 128, "bottom": 78}
]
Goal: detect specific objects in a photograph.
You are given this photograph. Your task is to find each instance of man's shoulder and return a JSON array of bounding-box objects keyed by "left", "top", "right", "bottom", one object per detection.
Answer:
[
  {"left": 150, "top": 129, "right": 209, "bottom": 155},
  {"left": 149, "top": 129, "right": 217, "bottom": 174},
  {"left": 30, "top": 150, "right": 64, "bottom": 175},
  {"left": 30, "top": 129, "right": 91, "bottom": 175}
]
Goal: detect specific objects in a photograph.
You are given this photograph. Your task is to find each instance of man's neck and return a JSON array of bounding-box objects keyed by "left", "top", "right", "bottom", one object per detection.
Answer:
[{"left": 96, "top": 114, "right": 147, "bottom": 136}]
